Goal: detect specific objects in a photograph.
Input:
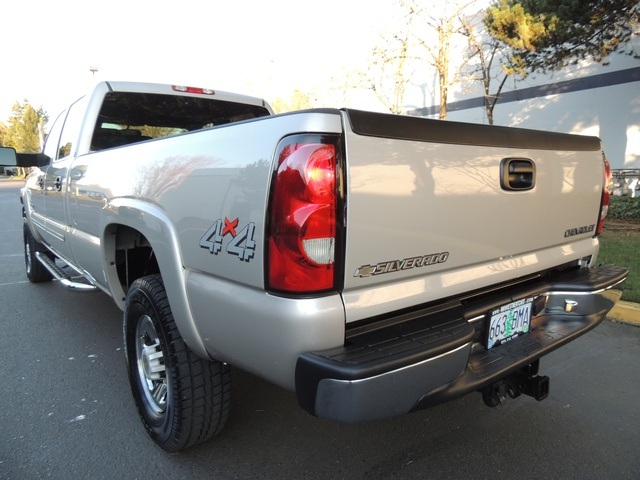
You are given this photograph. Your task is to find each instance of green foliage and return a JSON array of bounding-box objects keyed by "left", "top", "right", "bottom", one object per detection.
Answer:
[
  {"left": 485, "top": 1, "right": 550, "bottom": 53},
  {"left": 270, "top": 90, "right": 314, "bottom": 114},
  {"left": 598, "top": 227, "right": 640, "bottom": 303},
  {"left": 137, "top": 126, "right": 182, "bottom": 138},
  {"left": 601, "top": 197, "right": 640, "bottom": 302},
  {"left": 3, "top": 101, "right": 48, "bottom": 153},
  {"left": 609, "top": 196, "right": 640, "bottom": 221},
  {"left": 484, "top": 0, "right": 551, "bottom": 76},
  {"left": 485, "top": 0, "right": 640, "bottom": 74}
]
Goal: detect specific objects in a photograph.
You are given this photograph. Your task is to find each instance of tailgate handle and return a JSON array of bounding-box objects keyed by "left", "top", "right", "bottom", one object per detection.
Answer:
[{"left": 501, "top": 158, "right": 535, "bottom": 191}]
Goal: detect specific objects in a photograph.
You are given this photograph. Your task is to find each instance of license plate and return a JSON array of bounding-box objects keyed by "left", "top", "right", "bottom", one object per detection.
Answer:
[{"left": 486, "top": 298, "right": 533, "bottom": 349}]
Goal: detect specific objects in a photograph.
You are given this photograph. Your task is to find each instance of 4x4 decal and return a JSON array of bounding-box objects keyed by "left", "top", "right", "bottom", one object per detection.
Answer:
[{"left": 200, "top": 217, "right": 256, "bottom": 262}]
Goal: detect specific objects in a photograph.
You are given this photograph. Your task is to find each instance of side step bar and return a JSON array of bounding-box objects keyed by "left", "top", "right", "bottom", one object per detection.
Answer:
[{"left": 35, "top": 252, "right": 97, "bottom": 291}]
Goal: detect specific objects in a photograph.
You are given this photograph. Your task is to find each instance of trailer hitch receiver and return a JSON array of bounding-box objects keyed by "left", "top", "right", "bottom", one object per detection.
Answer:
[{"left": 481, "top": 362, "right": 550, "bottom": 407}]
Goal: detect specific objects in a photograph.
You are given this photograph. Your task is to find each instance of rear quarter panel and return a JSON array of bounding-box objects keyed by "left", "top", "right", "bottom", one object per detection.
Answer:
[
  {"left": 67, "top": 110, "right": 346, "bottom": 381},
  {"left": 69, "top": 110, "right": 342, "bottom": 288}
]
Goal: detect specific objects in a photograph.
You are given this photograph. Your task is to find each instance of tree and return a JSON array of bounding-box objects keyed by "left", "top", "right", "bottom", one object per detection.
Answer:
[
  {"left": 355, "top": 0, "right": 483, "bottom": 118},
  {"left": 485, "top": 0, "right": 640, "bottom": 74},
  {"left": 2, "top": 101, "right": 48, "bottom": 177},
  {"left": 270, "top": 89, "right": 314, "bottom": 114},
  {"left": 407, "top": 0, "right": 481, "bottom": 119},
  {"left": 3, "top": 101, "right": 48, "bottom": 153},
  {"left": 364, "top": 20, "right": 415, "bottom": 114},
  {"left": 460, "top": 11, "right": 511, "bottom": 124}
]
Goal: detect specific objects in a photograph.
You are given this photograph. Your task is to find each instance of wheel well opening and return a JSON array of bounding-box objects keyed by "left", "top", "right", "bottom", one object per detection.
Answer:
[{"left": 113, "top": 226, "right": 160, "bottom": 290}]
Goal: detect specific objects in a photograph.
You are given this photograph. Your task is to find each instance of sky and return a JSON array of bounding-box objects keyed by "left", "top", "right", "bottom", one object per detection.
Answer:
[{"left": 1, "top": 0, "right": 402, "bottom": 122}]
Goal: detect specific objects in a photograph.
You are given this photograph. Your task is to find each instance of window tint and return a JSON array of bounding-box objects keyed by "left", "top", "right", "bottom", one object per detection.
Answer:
[
  {"left": 56, "top": 96, "right": 87, "bottom": 161},
  {"left": 90, "top": 92, "right": 271, "bottom": 152},
  {"left": 42, "top": 110, "right": 66, "bottom": 161}
]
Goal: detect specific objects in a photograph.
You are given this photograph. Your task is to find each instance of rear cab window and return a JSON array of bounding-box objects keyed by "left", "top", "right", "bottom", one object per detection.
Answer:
[{"left": 90, "top": 92, "right": 271, "bottom": 152}]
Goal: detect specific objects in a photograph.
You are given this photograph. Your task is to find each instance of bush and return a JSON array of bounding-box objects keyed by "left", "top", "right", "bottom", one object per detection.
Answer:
[{"left": 608, "top": 196, "right": 640, "bottom": 221}]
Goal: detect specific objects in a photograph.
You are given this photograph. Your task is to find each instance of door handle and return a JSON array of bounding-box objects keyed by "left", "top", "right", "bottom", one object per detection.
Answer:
[
  {"left": 500, "top": 158, "right": 536, "bottom": 191},
  {"left": 54, "top": 176, "right": 63, "bottom": 191}
]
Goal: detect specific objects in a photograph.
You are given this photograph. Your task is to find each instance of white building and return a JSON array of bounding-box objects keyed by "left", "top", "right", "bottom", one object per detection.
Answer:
[{"left": 409, "top": 44, "right": 640, "bottom": 170}]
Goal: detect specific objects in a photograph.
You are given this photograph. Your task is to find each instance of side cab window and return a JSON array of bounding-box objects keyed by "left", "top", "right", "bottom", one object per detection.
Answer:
[
  {"left": 55, "top": 96, "right": 87, "bottom": 161},
  {"left": 42, "top": 110, "right": 66, "bottom": 163}
]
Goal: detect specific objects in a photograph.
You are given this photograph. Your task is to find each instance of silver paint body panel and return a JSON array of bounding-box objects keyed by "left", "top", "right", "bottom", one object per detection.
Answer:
[{"left": 18, "top": 81, "right": 610, "bottom": 392}]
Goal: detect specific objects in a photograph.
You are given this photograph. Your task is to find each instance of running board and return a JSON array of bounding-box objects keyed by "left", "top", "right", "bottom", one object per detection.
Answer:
[{"left": 35, "top": 252, "right": 98, "bottom": 291}]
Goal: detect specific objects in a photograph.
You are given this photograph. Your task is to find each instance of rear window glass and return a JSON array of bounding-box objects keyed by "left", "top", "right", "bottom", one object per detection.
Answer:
[{"left": 90, "top": 92, "right": 270, "bottom": 152}]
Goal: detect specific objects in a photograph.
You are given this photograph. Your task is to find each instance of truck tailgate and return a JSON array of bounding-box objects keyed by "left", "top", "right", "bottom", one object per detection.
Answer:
[{"left": 340, "top": 110, "right": 604, "bottom": 323}]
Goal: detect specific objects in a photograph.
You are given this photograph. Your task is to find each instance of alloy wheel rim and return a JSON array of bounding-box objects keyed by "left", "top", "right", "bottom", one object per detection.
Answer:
[
  {"left": 135, "top": 314, "right": 167, "bottom": 417},
  {"left": 25, "top": 239, "right": 32, "bottom": 273}
]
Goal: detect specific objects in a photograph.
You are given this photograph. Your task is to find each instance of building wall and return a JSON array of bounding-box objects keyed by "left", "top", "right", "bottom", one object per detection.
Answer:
[{"left": 409, "top": 52, "right": 640, "bottom": 169}]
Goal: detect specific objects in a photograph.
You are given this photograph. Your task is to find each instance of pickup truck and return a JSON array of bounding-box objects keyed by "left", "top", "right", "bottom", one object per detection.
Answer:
[{"left": 0, "top": 81, "right": 627, "bottom": 452}]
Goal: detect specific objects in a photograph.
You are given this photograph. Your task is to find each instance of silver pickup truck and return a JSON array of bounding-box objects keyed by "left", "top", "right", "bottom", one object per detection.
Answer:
[{"left": 0, "top": 81, "right": 627, "bottom": 452}]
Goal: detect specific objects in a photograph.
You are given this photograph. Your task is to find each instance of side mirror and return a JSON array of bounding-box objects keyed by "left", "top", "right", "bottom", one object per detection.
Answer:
[
  {"left": 0, "top": 147, "right": 17, "bottom": 166},
  {"left": 0, "top": 147, "right": 50, "bottom": 167}
]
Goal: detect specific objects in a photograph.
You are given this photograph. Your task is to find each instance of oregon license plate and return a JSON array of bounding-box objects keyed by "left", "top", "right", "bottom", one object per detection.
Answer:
[{"left": 486, "top": 298, "right": 534, "bottom": 349}]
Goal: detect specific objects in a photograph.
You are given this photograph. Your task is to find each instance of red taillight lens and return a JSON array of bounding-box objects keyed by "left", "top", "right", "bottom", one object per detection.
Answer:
[
  {"left": 267, "top": 137, "right": 339, "bottom": 293},
  {"left": 596, "top": 154, "right": 613, "bottom": 236}
]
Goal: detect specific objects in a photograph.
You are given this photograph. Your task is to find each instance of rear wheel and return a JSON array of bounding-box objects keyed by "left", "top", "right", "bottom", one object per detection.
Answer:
[
  {"left": 23, "top": 223, "right": 52, "bottom": 283},
  {"left": 124, "top": 274, "right": 231, "bottom": 452}
]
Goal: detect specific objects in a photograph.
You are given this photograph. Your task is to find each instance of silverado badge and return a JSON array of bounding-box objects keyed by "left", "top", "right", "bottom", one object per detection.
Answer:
[{"left": 354, "top": 252, "right": 449, "bottom": 278}]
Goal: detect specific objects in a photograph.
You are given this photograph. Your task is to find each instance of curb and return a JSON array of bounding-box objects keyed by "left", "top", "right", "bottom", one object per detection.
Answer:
[{"left": 602, "top": 290, "right": 640, "bottom": 326}]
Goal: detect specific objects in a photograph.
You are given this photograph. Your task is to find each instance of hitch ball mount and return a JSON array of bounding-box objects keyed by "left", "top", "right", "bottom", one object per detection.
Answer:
[{"left": 481, "top": 361, "right": 550, "bottom": 407}]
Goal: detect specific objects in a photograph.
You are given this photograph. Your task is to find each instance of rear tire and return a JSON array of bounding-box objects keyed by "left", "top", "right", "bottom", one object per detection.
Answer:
[
  {"left": 124, "top": 274, "right": 231, "bottom": 452},
  {"left": 23, "top": 223, "right": 52, "bottom": 283}
]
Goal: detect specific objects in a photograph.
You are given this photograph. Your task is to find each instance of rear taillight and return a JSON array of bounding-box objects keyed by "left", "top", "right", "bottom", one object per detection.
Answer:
[
  {"left": 267, "top": 135, "right": 340, "bottom": 293},
  {"left": 596, "top": 153, "right": 613, "bottom": 236}
]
